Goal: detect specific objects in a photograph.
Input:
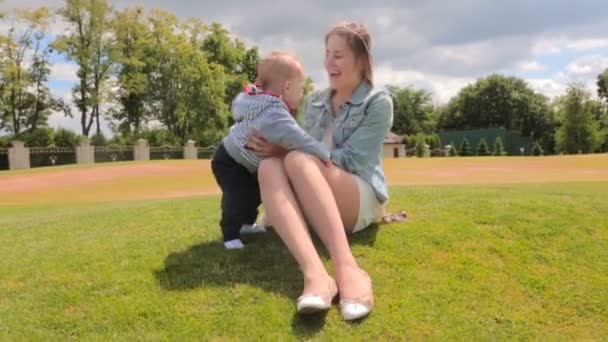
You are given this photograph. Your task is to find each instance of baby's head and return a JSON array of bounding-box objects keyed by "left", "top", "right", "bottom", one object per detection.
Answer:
[{"left": 256, "top": 51, "right": 306, "bottom": 112}]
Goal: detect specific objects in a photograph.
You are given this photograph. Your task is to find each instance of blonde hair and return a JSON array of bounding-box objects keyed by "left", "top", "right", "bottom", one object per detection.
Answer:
[
  {"left": 256, "top": 51, "right": 304, "bottom": 89},
  {"left": 325, "top": 21, "right": 374, "bottom": 84}
]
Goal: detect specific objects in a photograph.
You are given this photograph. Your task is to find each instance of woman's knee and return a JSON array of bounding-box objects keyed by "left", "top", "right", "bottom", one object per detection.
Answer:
[
  {"left": 258, "top": 157, "right": 285, "bottom": 184},
  {"left": 283, "top": 150, "right": 316, "bottom": 176}
]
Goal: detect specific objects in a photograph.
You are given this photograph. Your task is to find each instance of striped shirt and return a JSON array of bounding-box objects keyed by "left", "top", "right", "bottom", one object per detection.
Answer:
[{"left": 222, "top": 85, "right": 330, "bottom": 172}]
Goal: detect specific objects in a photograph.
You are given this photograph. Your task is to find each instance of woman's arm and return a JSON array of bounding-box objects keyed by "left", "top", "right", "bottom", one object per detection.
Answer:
[{"left": 246, "top": 130, "right": 288, "bottom": 158}]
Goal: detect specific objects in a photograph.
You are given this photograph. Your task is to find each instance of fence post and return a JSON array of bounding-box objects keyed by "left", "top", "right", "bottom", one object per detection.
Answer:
[
  {"left": 76, "top": 138, "right": 95, "bottom": 164},
  {"left": 184, "top": 140, "right": 197, "bottom": 160},
  {"left": 134, "top": 139, "right": 150, "bottom": 161},
  {"left": 8, "top": 140, "right": 30, "bottom": 170}
]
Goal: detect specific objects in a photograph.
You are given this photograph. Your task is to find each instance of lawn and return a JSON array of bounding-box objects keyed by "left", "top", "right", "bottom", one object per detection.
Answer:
[{"left": 1, "top": 178, "right": 607, "bottom": 339}]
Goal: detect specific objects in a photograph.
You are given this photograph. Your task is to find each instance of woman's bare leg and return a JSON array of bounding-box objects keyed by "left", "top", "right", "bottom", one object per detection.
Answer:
[
  {"left": 283, "top": 151, "right": 371, "bottom": 302},
  {"left": 257, "top": 158, "right": 333, "bottom": 295}
]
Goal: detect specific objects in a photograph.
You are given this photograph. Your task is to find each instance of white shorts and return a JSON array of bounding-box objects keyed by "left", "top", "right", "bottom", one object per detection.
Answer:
[
  {"left": 352, "top": 176, "right": 385, "bottom": 233},
  {"left": 259, "top": 176, "right": 384, "bottom": 233}
]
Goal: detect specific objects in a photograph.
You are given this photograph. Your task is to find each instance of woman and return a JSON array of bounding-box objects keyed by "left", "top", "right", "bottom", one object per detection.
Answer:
[{"left": 248, "top": 22, "right": 393, "bottom": 321}]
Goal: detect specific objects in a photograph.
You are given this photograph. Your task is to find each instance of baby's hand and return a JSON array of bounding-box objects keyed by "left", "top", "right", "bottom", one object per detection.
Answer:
[{"left": 325, "top": 159, "right": 333, "bottom": 168}]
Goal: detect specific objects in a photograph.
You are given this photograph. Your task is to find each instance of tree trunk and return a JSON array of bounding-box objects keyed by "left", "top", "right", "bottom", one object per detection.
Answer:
[
  {"left": 10, "top": 89, "right": 20, "bottom": 134},
  {"left": 96, "top": 105, "right": 101, "bottom": 134}
]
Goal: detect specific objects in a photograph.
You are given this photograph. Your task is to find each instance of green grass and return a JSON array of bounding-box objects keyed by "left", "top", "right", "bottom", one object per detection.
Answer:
[{"left": 1, "top": 183, "right": 607, "bottom": 340}]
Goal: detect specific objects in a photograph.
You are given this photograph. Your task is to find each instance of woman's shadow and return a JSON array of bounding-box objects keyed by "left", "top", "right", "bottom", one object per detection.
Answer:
[{"left": 154, "top": 224, "right": 379, "bottom": 337}]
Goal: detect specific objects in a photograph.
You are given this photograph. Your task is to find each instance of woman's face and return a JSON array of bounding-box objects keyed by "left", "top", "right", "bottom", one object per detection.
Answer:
[{"left": 325, "top": 34, "right": 362, "bottom": 92}]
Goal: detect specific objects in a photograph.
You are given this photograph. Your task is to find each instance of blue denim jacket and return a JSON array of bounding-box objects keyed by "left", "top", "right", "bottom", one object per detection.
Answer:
[{"left": 302, "top": 81, "right": 393, "bottom": 203}]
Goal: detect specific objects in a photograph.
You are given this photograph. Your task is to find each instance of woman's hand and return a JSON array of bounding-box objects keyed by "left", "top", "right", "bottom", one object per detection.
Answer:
[{"left": 246, "top": 129, "right": 288, "bottom": 158}]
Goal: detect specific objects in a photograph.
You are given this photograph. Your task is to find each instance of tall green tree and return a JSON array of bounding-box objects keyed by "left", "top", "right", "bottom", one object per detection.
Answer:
[
  {"left": 54, "top": 0, "right": 116, "bottom": 136},
  {"left": 145, "top": 10, "right": 228, "bottom": 145},
  {"left": 598, "top": 68, "right": 608, "bottom": 103},
  {"left": 459, "top": 137, "right": 473, "bottom": 156},
  {"left": 201, "top": 22, "right": 259, "bottom": 106},
  {"left": 555, "top": 83, "right": 603, "bottom": 154},
  {"left": 112, "top": 6, "right": 150, "bottom": 135},
  {"left": 387, "top": 85, "right": 436, "bottom": 135},
  {"left": 476, "top": 138, "right": 491, "bottom": 156},
  {"left": 0, "top": 7, "right": 55, "bottom": 134},
  {"left": 438, "top": 74, "right": 556, "bottom": 152}
]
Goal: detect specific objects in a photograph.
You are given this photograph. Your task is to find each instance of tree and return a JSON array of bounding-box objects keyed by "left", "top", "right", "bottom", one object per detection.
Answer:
[
  {"left": 598, "top": 68, "right": 608, "bottom": 103},
  {"left": 16, "top": 126, "right": 54, "bottom": 147},
  {"left": 459, "top": 137, "right": 473, "bottom": 156},
  {"left": 476, "top": 138, "right": 491, "bottom": 156},
  {"left": 555, "top": 83, "right": 603, "bottom": 154},
  {"left": 493, "top": 137, "right": 506, "bottom": 156},
  {"left": 438, "top": 74, "right": 556, "bottom": 152},
  {"left": 388, "top": 85, "right": 436, "bottom": 135},
  {"left": 414, "top": 133, "right": 426, "bottom": 157},
  {"left": 54, "top": 0, "right": 116, "bottom": 136},
  {"left": 0, "top": 7, "right": 56, "bottom": 134},
  {"left": 53, "top": 128, "right": 80, "bottom": 147},
  {"left": 90, "top": 131, "right": 107, "bottom": 146},
  {"left": 296, "top": 77, "right": 315, "bottom": 122},
  {"left": 139, "top": 128, "right": 179, "bottom": 147},
  {"left": 112, "top": 6, "right": 151, "bottom": 135},
  {"left": 145, "top": 10, "right": 228, "bottom": 145},
  {"left": 597, "top": 103, "right": 608, "bottom": 152},
  {"left": 201, "top": 22, "right": 259, "bottom": 107}
]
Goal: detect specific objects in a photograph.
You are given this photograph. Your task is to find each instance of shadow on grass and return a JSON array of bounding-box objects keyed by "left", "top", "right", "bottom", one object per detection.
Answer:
[{"left": 154, "top": 224, "right": 379, "bottom": 337}]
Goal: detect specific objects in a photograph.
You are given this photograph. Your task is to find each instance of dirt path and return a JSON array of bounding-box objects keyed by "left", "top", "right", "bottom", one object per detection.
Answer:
[{"left": 1, "top": 155, "right": 607, "bottom": 205}]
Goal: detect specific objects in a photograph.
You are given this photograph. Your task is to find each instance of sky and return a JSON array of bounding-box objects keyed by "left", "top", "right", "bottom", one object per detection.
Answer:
[{"left": 2, "top": 0, "right": 608, "bottom": 136}]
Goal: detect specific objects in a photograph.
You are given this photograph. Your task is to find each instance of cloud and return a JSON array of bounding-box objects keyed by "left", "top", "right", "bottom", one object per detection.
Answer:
[
  {"left": 50, "top": 63, "right": 79, "bottom": 82},
  {"left": 518, "top": 60, "right": 546, "bottom": 72},
  {"left": 2, "top": 0, "right": 608, "bottom": 108},
  {"left": 528, "top": 79, "right": 568, "bottom": 100},
  {"left": 566, "top": 39, "right": 608, "bottom": 51}
]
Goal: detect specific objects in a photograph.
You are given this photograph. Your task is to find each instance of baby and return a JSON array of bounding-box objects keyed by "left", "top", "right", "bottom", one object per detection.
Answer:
[{"left": 211, "top": 51, "right": 330, "bottom": 249}]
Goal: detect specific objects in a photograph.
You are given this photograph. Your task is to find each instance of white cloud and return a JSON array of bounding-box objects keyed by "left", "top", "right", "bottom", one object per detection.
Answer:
[
  {"left": 47, "top": 112, "right": 81, "bottom": 132},
  {"left": 527, "top": 54, "right": 608, "bottom": 100},
  {"left": 47, "top": 111, "right": 114, "bottom": 137},
  {"left": 566, "top": 39, "right": 608, "bottom": 51},
  {"left": 533, "top": 37, "right": 608, "bottom": 56},
  {"left": 563, "top": 54, "right": 608, "bottom": 78},
  {"left": 375, "top": 15, "right": 393, "bottom": 30},
  {"left": 518, "top": 60, "right": 546, "bottom": 72},
  {"left": 374, "top": 66, "right": 473, "bottom": 104},
  {"left": 532, "top": 39, "right": 562, "bottom": 55},
  {"left": 50, "top": 63, "right": 79, "bottom": 82},
  {"left": 528, "top": 79, "right": 567, "bottom": 100}
]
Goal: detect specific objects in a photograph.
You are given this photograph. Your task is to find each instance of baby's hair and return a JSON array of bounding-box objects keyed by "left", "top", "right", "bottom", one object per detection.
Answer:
[{"left": 256, "top": 51, "right": 304, "bottom": 89}]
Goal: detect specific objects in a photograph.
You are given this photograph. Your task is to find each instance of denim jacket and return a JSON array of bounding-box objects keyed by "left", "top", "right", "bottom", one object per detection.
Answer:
[{"left": 301, "top": 81, "right": 393, "bottom": 203}]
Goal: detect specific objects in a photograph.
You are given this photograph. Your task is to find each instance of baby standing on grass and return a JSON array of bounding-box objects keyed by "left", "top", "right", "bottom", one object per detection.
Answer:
[{"left": 211, "top": 51, "right": 330, "bottom": 249}]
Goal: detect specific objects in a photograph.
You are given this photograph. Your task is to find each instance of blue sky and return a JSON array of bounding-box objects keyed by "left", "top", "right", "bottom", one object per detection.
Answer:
[{"left": 2, "top": 0, "right": 607, "bottom": 136}]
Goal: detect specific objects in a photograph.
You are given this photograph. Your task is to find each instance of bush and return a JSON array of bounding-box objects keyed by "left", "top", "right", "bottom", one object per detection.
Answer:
[
  {"left": 16, "top": 127, "right": 54, "bottom": 147},
  {"left": 493, "top": 137, "right": 507, "bottom": 156},
  {"left": 54, "top": 128, "right": 80, "bottom": 147},
  {"left": 532, "top": 142, "right": 544, "bottom": 156},
  {"left": 0, "top": 135, "right": 11, "bottom": 148},
  {"left": 91, "top": 132, "right": 108, "bottom": 147},
  {"left": 140, "top": 129, "right": 180, "bottom": 147},
  {"left": 403, "top": 134, "right": 416, "bottom": 148},
  {"left": 459, "top": 137, "right": 473, "bottom": 156},
  {"left": 108, "top": 133, "right": 136, "bottom": 147},
  {"left": 434, "top": 134, "right": 443, "bottom": 150},
  {"left": 415, "top": 133, "right": 425, "bottom": 158},
  {"left": 477, "top": 138, "right": 491, "bottom": 156}
]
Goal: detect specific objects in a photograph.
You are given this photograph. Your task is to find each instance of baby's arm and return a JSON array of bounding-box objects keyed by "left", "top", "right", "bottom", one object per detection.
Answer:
[{"left": 258, "top": 109, "right": 330, "bottom": 161}]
